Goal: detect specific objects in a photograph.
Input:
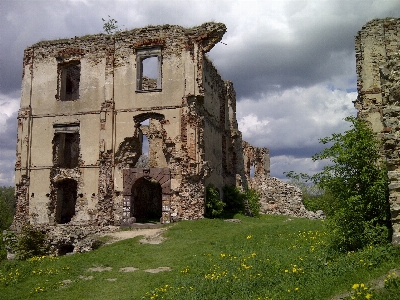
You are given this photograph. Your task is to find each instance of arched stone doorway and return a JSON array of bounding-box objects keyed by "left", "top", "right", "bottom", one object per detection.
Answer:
[
  {"left": 131, "top": 177, "right": 162, "bottom": 222},
  {"left": 122, "top": 168, "right": 171, "bottom": 225}
]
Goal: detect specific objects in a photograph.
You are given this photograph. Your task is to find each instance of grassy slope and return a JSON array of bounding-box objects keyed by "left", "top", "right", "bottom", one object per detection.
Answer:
[{"left": 1, "top": 215, "right": 400, "bottom": 300}]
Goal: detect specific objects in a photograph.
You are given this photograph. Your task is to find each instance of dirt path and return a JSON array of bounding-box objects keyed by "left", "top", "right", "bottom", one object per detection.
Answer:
[{"left": 100, "top": 227, "right": 167, "bottom": 245}]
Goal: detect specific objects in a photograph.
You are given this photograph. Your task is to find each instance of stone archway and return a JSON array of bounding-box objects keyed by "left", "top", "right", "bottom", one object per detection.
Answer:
[{"left": 122, "top": 168, "right": 171, "bottom": 225}]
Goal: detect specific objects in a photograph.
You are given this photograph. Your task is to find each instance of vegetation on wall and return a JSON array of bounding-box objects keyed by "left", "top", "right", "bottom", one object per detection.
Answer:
[
  {"left": 102, "top": 15, "right": 122, "bottom": 34},
  {"left": 286, "top": 116, "right": 391, "bottom": 252}
]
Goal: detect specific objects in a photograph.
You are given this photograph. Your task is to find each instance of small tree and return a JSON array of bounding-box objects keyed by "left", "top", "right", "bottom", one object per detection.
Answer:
[
  {"left": 102, "top": 15, "right": 120, "bottom": 34},
  {"left": 312, "top": 116, "right": 391, "bottom": 251}
]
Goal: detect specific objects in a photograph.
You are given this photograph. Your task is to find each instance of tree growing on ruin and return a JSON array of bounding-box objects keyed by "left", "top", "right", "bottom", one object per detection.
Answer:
[
  {"left": 287, "top": 116, "right": 391, "bottom": 252},
  {"left": 102, "top": 15, "right": 120, "bottom": 34}
]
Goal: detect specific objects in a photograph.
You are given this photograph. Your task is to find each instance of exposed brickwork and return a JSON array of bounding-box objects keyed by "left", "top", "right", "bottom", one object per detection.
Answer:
[
  {"left": 355, "top": 18, "right": 400, "bottom": 244},
  {"left": 12, "top": 22, "right": 307, "bottom": 255},
  {"left": 250, "top": 176, "right": 324, "bottom": 219}
]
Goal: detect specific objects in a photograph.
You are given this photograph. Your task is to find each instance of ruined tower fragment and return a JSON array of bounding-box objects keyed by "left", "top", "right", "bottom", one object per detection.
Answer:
[{"left": 355, "top": 18, "right": 400, "bottom": 244}]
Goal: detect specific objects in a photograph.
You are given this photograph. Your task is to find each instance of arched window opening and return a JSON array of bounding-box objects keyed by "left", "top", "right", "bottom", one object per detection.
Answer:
[
  {"left": 131, "top": 177, "right": 162, "bottom": 222},
  {"left": 55, "top": 179, "right": 77, "bottom": 224}
]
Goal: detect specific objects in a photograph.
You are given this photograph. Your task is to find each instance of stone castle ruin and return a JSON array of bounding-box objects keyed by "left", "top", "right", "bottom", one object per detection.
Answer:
[
  {"left": 355, "top": 18, "right": 400, "bottom": 244},
  {"left": 12, "top": 23, "right": 318, "bottom": 254}
]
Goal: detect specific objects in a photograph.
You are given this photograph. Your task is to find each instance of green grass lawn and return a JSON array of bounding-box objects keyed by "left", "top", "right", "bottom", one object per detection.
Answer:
[{"left": 1, "top": 215, "right": 400, "bottom": 299}]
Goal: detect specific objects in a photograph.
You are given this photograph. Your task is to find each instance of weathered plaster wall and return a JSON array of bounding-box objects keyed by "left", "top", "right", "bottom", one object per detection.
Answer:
[
  {"left": 12, "top": 22, "right": 316, "bottom": 256},
  {"left": 355, "top": 18, "right": 400, "bottom": 243},
  {"left": 13, "top": 22, "right": 228, "bottom": 233}
]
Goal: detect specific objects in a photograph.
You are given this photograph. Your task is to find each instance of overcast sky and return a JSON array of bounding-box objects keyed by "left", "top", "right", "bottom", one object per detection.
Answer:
[{"left": 1, "top": 0, "right": 399, "bottom": 186}]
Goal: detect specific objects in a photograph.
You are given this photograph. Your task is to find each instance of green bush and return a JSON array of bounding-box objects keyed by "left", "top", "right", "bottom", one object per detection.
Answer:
[
  {"left": 0, "top": 186, "right": 15, "bottom": 231},
  {"left": 205, "top": 185, "right": 260, "bottom": 218},
  {"left": 205, "top": 184, "right": 225, "bottom": 218},
  {"left": 4, "top": 225, "right": 50, "bottom": 260},
  {"left": 222, "top": 185, "right": 245, "bottom": 215},
  {"left": 0, "top": 186, "right": 15, "bottom": 262},
  {"left": 285, "top": 172, "right": 337, "bottom": 216},
  {"left": 287, "top": 116, "right": 391, "bottom": 252},
  {"left": 0, "top": 233, "right": 6, "bottom": 261},
  {"left": 245, "top": 189, "right": 261, "bottom": 217}
]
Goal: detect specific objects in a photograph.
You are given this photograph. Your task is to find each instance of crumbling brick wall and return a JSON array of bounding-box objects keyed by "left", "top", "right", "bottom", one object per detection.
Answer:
[
  {"left": 355, "top": 18, "right": 400, "bottom": 243},
  {"left": 13, "top": 23, "right": 230, "bottom": 232},
  {"left": 11, "top": 22, "right": 319, "bottom": 255},
  {"left": 241, "top": 141, "right": 321, "bottom": 219}
]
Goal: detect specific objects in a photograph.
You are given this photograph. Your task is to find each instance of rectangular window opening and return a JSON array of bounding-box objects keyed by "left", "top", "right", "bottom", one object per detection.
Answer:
[
  {"left": 58, "top": 61, "right": 81, "bottom": 101},
  {"left": 136, "top": 48, "right": 162, "bottom": 92},
  {"left": 53, "top": 124, "right": 80, "bottom": 168}
]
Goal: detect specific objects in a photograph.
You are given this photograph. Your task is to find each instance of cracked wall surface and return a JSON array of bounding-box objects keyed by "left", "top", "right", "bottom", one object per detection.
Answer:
[
  {"left": 12, "top": 22, "right": 311, "bottom": 254},
  {"left": 355, "top": 18, "right": 400, "bottom": 244}
]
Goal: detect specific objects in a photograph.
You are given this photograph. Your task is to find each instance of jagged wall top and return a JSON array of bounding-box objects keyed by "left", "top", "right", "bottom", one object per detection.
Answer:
[{"left": 29, "top": 22, "right": 226, "bottom": 53}]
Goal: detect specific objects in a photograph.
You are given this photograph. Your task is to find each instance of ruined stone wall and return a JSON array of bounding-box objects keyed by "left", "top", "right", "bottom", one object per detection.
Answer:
[
  {"left": 355, "top": 18, "right": 400, "bottom": 243},
  {"left": 11, "top": 22, "right": 329, "bottom": 256},
  {"left": 242, "top": 141, "right": 270, "bottom": 179},
  {"left": 13, "top": 23, "right": 228, "bottom": 232},
  {"left": 224, "top": 81, "right": 246, "bottom": 187},
  {"left": 249, "top": 176, "right": 324, "bottom": 219},
  {"left": 203, "top": 56, "right": 227, "bottom": 190}
]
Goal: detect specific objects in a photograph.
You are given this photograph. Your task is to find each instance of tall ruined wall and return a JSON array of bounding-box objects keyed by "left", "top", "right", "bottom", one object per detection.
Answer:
[
  {"left": 13, "top": 22, "right": 241, "bottom": 235},
  {"left": 202, "top": 57, "right": 246, "bottom": 191},
  {"left": 355, "top": 18, "right": 400, "bottom": 243},
  {"left": 12, "top": 21, "right": 321, "bottom": 257}
]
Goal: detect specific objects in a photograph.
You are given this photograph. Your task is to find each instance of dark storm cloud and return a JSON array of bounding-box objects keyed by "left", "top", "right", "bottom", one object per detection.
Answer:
[
  {"left": 0, "top": 109, "right": 17, "bottom": 186},
  {"left": 209, "top": 1, "right": 400, "bottom": 99},
  {"left": 0, "top": 112, "right": 17, "bottom": 151}
]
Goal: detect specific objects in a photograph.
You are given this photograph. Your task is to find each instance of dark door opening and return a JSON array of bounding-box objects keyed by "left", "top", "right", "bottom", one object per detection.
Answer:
[
  {"left": 55, "top": 179, "right": 78, "bottom": 224},
  {"left": 131, "top": 177, "right": 162, "bottom": 222}
]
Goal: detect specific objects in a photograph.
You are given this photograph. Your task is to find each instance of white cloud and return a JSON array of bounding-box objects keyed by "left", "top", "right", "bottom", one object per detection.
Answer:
[
  {"left": 238, "top": 114, "right": 270, "bottom": 139},
  {"left": 0, "top": 93, "right": 19, "bottom": 132},
  {"left": 270, "top": 154, "right": 331, "bottom": 180},
  {"left": 238, "top": 84, "right": 357, "bottom": 150}
]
